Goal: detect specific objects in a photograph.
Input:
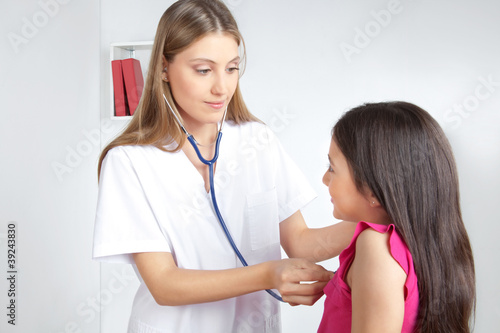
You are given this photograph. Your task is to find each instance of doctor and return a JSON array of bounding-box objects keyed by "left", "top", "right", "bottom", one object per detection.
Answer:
[{"left": 93, "top": 0, "right": 355, "bottom": 332}]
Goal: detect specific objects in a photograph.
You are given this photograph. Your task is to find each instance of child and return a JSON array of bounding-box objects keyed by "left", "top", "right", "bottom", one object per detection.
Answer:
[{"left": 318, "top": 101, "right": 475, "bottom": 333}]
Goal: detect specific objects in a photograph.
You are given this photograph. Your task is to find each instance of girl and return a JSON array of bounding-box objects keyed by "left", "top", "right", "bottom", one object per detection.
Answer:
[
  {"left": 318, "top": 101, "right": 475, "bottom": 332},
  {"left": 93, "top": 1, "right": 355, "bottom": 332}
]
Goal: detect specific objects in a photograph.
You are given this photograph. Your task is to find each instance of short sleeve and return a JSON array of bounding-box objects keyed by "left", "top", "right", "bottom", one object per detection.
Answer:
[
  {"left": 92, "top": 147, "right": 172, "bottom": 264},
  {"left": 266, "top": 127, "right": 317, "bottom": 221}
]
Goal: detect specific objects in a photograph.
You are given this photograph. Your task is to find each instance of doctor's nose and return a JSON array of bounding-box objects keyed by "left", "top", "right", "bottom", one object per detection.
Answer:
[{"left": 211, "top": 73, "right": 228, "bottom": 96}]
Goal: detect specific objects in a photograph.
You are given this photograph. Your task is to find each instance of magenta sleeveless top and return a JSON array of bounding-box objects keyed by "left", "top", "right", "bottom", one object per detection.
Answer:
[{"left": 317, "top": 222, "right": 419, "bottom": 333}]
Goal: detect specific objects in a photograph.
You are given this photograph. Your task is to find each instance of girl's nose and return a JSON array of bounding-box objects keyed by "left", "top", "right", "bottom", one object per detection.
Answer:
[{"left": 322, "top": 171, "right": 330, "bottom": 186}]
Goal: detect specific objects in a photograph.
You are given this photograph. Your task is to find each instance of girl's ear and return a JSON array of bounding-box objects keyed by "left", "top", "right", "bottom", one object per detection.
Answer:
[{"left": 366, "top": 190, "right": 381, "bottom": 208}]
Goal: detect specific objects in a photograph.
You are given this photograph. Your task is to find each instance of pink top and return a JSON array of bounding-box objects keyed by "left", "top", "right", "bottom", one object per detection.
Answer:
[{"left": 317, "top": 222, "right": 419, "bottom": 333}]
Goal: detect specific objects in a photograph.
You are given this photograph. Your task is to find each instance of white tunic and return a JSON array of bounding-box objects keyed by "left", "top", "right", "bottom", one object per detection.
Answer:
[{"left": 93, "top": 121, "right": 316, "bottom": 333}]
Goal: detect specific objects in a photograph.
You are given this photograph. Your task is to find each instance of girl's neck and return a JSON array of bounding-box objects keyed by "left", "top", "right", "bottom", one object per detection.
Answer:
[
  {"left": 367, "top": 211, "right": 392, "bottom": 226},
  {"left": 360, "top": 204, "right": 392, "bottom": 226}
]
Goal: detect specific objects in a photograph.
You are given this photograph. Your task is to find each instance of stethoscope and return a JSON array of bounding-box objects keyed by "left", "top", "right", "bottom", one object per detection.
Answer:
[{"left": 163, "top": 94, "right": 284, "bottom": 302}]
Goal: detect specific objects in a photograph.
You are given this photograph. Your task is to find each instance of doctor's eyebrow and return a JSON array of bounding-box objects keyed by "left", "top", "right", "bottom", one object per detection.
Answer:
[{"left": 189, "top": 56, "right": 240, "bottom": 64}]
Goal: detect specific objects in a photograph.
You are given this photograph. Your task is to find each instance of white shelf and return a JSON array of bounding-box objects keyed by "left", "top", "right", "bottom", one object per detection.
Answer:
[{"left": 109, "top": 41, "right": 153, "bottom": 119}]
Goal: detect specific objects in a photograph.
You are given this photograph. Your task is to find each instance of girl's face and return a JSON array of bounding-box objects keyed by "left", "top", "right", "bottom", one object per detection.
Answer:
[
  {"left": 165, "top": 32, "right": 240, "bottom": 130},
  {"left": 322, "top": 139, "right": 373, "bottom": 222}
]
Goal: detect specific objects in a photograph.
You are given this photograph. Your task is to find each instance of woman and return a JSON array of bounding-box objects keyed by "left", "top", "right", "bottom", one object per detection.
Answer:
[{"left": 93, "top": 1, "right": 355, "bottom": 332}]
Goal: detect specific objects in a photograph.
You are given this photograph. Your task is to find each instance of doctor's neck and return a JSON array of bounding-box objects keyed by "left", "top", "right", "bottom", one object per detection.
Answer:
[
  {"left": 180, "top": 117, "right": 220, "bottom": 147},
  {"left": 189, "top": 124, "right": 219, "bottom": 147}
]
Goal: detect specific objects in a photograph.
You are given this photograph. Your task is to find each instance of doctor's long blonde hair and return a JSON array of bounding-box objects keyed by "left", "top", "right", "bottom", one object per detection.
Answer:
[{"left": 98, "top": 0, "right": 258, "bottom": 178}]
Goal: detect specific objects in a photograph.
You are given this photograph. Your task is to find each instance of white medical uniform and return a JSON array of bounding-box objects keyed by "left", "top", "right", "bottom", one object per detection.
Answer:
[{"left": 93, "top": 121, "right": 316, "bottom": 333}]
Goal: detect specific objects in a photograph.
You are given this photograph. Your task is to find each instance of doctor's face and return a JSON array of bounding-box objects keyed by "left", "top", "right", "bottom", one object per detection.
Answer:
[{"left": 166, "top": 32, "right": 240, "bottom": 129}]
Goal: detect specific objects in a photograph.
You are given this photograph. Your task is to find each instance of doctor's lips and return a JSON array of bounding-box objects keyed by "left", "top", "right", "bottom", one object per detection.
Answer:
[{"left": 205, "top": 101, "right": 226, "bottom": 109}]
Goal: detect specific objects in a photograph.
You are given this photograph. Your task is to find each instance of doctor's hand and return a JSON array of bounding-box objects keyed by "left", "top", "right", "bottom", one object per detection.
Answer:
[{"left": 267, "top": 258, "right": 333, "bottom": 306}]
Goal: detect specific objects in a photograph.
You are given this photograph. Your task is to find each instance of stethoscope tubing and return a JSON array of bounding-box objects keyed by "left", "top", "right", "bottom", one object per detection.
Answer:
[
  {"left": 163, "top": 92, "right": 283, "bottom": 302},
  {"left": 186, "top": 134, "right": 284, "bottom": 302}
]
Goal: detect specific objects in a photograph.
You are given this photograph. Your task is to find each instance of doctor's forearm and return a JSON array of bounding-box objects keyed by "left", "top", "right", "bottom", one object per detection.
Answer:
[
  {"left": 156, "top": 265, "right": 273, "bottom": 305},
  {"left": 133, "top": 252, "right": 331, "bottom": 306},
  {"left": 304, "top": 221, "right": 357, "bottom": 262},
  {"left": 133, "top": 252, "right": 271, "bottom": 306},
  {"left": 283, "top": 220, "right": 357, "bottom": 262}
]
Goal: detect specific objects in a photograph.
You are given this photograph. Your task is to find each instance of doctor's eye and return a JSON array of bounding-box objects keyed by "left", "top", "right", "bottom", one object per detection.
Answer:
[{"left": 226, "top": 67, "right": 240, "bottom": 73}]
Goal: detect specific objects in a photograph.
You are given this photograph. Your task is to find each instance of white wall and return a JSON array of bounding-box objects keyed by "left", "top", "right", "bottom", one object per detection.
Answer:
[
  {"left": 0, "top": 0, "right": 101, "bottom": 332},
  {"left": 1, "top": 0, "right": 498, "bottom": 332},
  {"left": 238, "top": 1, "right": 500, "bottom": 331}
]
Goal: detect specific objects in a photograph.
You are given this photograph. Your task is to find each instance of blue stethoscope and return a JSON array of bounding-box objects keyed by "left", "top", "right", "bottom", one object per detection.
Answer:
[{"left": 163, "top": 94, "right": 283, "bottom": 302}]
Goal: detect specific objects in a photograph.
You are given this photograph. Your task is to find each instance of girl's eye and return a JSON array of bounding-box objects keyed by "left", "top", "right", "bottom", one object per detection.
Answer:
[
  {"left": 196, "top": 69, "right": 211, "bottom": 74},
  {"left": 326, "top": 164, "right": 334, "bottom": 173}
]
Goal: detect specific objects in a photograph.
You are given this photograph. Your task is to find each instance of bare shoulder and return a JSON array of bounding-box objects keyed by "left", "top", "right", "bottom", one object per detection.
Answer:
[
  {"left": 347, "top": 227, "right": 406, "bottom": 288},
  {"left": 348, "top": 226, "right": 407, "bottom": 332},
  {"left": 356, "top": 227, "right": 391, "bottom": 256}
]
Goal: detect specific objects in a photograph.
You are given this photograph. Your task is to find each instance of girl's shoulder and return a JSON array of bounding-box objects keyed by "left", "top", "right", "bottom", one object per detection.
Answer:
[
  {"left": 356, "top": 225, "right": 390, "bottom": 246},
  {"left": 353, "top": 224, "right": 400, "bottom": 271},
  {"left": 351, "top": 222, "right": 409, "bottom": 255},
  {"left": 345, "top": 222, "right": 418, "bottom": 331},
  {"left": 347, "top": 222, "right": 408, "bottom": 287}
]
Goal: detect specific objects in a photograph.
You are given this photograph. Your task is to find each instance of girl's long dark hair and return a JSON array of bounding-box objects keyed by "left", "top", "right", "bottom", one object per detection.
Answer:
[{"left": 333, "top": 101, "right": 475, "bottom": 332}]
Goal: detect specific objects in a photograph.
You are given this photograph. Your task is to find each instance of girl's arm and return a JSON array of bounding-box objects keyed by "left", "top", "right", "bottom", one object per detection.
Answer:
[
  {"left": 348, "top": 228, "right": 406, "bottom": 333},
  {"left": 133, "top": 251, "right": 333, "bottom": 306},
  {"left": 279, "top": 210, "right": 357, "bottom": 262}
]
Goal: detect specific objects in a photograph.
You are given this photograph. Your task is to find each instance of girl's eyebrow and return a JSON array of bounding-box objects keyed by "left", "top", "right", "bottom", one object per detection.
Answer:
[{"left": 328, "top": 154, "right": 334, "bottom": 165}]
